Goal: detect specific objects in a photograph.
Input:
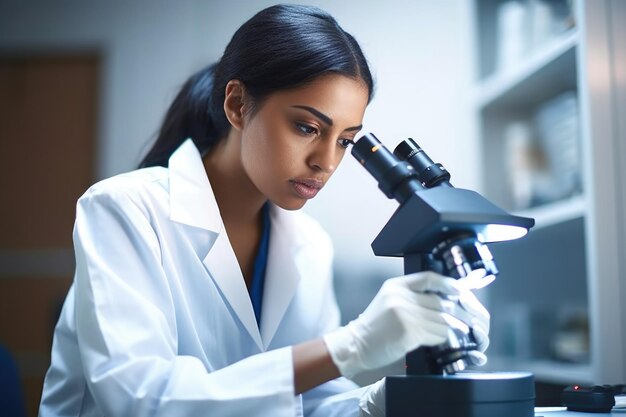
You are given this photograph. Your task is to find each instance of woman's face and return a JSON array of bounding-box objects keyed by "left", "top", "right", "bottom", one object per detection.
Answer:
[{"left": 239, "top": 74, "right": 369, "bottom": 210}]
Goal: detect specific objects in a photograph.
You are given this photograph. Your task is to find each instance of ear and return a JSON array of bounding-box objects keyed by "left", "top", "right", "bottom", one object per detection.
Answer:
[{"left": 223, "top": 79, "right": 247, "bottom": 131}]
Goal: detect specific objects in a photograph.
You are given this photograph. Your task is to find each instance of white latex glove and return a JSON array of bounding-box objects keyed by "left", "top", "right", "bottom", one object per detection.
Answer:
[
  {"left": 457, "top": 287, "right": 490, "bottom": 366},
  {"left": 324, "top": 271, "right": 470, "bottom": 378},
  {"left": 423, "top": 283, "right": 491, "bottom": 367},
  {"left": 359, "top": 378, "right": 386, "bottom": 417}
]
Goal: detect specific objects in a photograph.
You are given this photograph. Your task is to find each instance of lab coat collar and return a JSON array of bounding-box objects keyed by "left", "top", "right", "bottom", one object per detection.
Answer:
[
  {"left": 168, "top": 139, "right": 307, "bottom": 351},
  {"left": 169, "top": 139, "right": 222, "bottom": 233},
  {"left": 170, "top": 140, "right": 265, "bottom": 348}
]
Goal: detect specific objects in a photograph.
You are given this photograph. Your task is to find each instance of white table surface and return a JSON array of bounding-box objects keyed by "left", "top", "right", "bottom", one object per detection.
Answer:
[{"left": 535, "top": 406, "right": 626, "bottom": 416}]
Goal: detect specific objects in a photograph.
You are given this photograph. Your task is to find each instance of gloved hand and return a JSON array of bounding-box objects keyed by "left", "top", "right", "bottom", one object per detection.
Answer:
[
  {"left": 323, "top": 271, "right": 490, "bottom": 378},
  {"left": 356, "top": 283, "right": 490, "bottom": 417},
  {"left": 458, "top": 288, "right": 490, "bottom": 365},
  {"left": 440, "top": 285, "right": 491, "bottom": 366},
  {"left": 359, "top": 378, "right": 386, "bottom": 417}
]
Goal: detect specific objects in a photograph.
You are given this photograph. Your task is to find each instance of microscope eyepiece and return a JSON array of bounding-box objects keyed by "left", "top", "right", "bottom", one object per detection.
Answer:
[
  {"left": 394, "top": 138, "right": 452, "bottom": 188},
  {"left": 352, "top": 133, "right": 424, "bottom": 203}
]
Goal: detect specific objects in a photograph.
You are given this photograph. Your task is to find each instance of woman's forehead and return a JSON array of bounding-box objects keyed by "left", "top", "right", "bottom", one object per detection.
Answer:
[{"left": 266, "top": 74, "right": 369, "bottom": 121}]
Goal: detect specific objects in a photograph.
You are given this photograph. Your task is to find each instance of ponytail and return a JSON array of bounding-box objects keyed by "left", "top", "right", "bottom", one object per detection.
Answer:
[{"left": 139, "top": 63, "right": 229, "bottom": 168}]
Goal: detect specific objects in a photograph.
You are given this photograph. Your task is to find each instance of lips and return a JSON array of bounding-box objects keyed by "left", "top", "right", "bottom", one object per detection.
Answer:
[{"left": 290, "top": 178, "right": 324, "bottom": 199}]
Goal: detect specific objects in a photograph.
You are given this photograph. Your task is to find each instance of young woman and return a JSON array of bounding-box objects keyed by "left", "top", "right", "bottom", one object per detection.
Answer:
[{"left": 39, "top": 4, "right": 489, "bottom": 417}]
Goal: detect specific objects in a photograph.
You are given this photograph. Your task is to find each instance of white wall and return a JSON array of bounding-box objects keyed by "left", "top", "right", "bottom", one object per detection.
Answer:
[{"left": 0, "top": 0, "right": 477, "bottom": 317}]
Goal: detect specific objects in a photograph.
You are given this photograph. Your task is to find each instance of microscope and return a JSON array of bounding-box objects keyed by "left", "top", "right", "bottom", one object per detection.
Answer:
[{"left": 352, "top": 133, "right": 536, "bottom": 417}]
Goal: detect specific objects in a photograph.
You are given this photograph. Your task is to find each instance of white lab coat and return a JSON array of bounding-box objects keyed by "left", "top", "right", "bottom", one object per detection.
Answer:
[{"left": 39, "top": 139, "right": 366, "bottom": 417}]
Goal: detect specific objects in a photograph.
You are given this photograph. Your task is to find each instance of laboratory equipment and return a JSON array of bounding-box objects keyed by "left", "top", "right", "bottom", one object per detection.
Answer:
[
  {"left": 561, "top": 385, "right": 617, "bottom": 413},
  {"left": 351, "top": 133, "right": 536, "bottom": 417}
]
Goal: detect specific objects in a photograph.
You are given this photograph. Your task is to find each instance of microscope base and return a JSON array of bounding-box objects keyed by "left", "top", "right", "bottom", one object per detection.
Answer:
[{"left": 386, "top": 372, "right": 535, "bottom": 417}]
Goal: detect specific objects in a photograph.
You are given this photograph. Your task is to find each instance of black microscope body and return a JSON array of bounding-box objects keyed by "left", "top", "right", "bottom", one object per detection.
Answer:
[{"left": 352, "top": 133, "right": 536, "bottom": 417}]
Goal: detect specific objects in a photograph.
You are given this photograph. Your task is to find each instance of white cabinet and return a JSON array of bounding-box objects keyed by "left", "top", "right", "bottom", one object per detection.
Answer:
[{"left": 470, "top": 0, "right": 626, "bottom": 385}]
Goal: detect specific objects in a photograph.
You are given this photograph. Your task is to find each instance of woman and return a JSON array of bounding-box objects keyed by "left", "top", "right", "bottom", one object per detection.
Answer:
[{"left": 39, "top": 4, "right": 489, "bottom": 417}]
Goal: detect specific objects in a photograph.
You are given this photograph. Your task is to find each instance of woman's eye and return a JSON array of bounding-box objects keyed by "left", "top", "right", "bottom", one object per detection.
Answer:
[
  {"left": 338, "top": 138, "right": 354, "bottom": 149},
  {"left": 295, "top": 123, "right": 318, "bottom": 136}
]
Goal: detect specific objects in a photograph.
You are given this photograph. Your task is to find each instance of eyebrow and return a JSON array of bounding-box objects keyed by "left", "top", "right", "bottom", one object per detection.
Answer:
[{"left": 291, "top": 105, "right": 363, "bottom": 132}]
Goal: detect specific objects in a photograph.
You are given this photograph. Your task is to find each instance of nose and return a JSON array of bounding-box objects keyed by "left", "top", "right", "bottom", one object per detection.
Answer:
[{"left": 308, "top": 139, "right": 339, "bottom": 174}]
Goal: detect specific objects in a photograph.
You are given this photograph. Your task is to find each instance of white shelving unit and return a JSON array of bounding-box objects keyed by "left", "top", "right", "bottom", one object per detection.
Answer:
[
  {"left": 470, "top": 0, "right": 626, "bottom": 386},
  {"left": 474, "top": 30, "right": 578, "bottom": 109}
]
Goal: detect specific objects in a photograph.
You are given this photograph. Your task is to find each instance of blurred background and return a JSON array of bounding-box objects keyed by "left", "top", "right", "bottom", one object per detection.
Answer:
[{"left": 0, "top": 0, "right": 624, "bottom": 415}]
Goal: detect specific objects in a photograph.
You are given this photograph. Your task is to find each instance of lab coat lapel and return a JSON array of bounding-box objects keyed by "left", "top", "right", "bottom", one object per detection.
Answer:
[
  {"left": 260, "top": 205, "right": 307, "bottom": 349},
  {"left": 168, "top": 139, "right": 263, "bottom": 351},
  {"left": 203, "top": 232, "right": 264, "bottom": 351}
]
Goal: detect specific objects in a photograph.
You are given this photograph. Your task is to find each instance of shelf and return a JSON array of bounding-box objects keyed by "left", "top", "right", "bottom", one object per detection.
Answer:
[
  {"left": 471, "top": 0, "right": 626, "bottom": 387},
  {"left": 514, "top": 195, "right": 585, "bottom": 230},
  {"left": 474, "top": 30, "right": 579, "bottom": 111},
  {"left": 484, "top": 356, "right": 593, "bottom": 385}
]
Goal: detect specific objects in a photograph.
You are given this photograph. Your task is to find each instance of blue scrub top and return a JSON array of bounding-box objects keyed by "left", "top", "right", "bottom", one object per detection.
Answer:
[{"left": 250, "top": 203, "right": 270, "bottom": 327}]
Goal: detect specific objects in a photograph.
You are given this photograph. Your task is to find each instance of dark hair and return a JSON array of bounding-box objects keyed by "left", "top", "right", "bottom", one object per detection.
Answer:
[{"left": 139, "top": 4, "right": 375, "bottom": 168}]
